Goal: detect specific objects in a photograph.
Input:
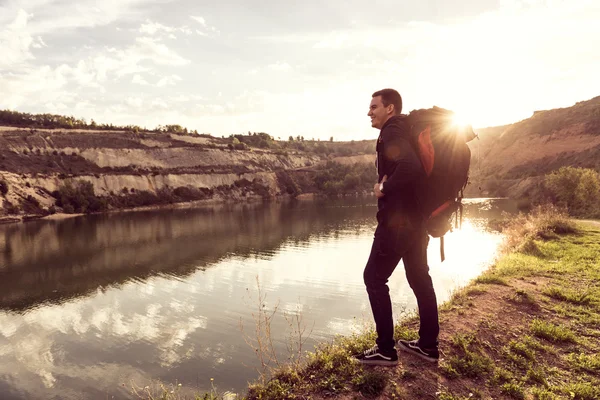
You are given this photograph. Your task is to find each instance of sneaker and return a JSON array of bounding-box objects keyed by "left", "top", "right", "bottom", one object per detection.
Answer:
[
  {"left": 397, "top": 339, "right": 439, "bottom": 363},
  {"left": 353, "top": 345, "right": 398, "bottom": 366}
]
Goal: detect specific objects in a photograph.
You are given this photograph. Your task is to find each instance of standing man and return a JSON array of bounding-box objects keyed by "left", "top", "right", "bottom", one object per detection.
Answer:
[{"left": 354, "top": 89, "right": 440, "bottom": 365}]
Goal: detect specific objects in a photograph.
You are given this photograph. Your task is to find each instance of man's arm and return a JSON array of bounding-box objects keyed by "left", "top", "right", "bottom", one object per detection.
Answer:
[{"left": 379, "top": 123, "right": 423, "bottom": 195}]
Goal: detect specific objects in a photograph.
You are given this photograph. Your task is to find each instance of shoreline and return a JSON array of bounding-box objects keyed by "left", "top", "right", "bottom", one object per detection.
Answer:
[
  {"left": 236, "top": 217, "right": 600, "bottom": 400},
  {"left": 1, "top": 193, "right": 508, "bottom": 226},
  {"left": 0, "top": 191, "right": 374, "bottom": 225}
]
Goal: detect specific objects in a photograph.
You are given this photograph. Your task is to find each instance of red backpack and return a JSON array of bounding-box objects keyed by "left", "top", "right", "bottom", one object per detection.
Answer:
[{"left": 406, "top": 107, "right": 477, "bottom": 261}]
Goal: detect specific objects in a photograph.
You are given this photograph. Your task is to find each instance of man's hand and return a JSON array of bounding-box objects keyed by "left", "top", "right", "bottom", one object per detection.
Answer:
[{"left": 374, "top": 175, "right": 388, "bottom": 198}]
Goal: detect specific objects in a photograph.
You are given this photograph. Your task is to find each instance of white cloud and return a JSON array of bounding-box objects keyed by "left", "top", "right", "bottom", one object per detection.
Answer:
[
  {"left": 44, "top": 102, "right": 68, "bottom": 111},
  {"left": 138, "top": 19, "right": 192, "bottom": 38},
  {"left": 190, "top": 15, "right": 219, "bottom": 36},
  {"left": 0, "top": 9, "right": 40, "bottom": 67},
  {"left": 0, "top": 65, "right": 74, "bottom": 109},
  {"left": 132, "top": 37, "right": 190, "bottom": 66},
  {"left": 140, "top": 20, "right": 173, "bottom": 35},
  {"left": 151, "top": 98, "right": 168, "bottom": 109},
  {"left": 132, "top": 74, "right": 149, "bottom": 85},
  {"left": 190, "top": 16, "right": 206, "bottom": 26},
  {"left": 313, "top": 32, "right": 349, "bottom": 49},
  {"left": 268, "top": 62, "right": 292, "bottom": 71},
  {"left": 21, "top": 0, "right": 158, "bottom": 36},
  {"left": 31, "top": 36, "right": 47, "bottom": 49},
  {"left": 126, "top": 96, "right": 143, "bottom": 109},
  {"left": 156, "top": 74, "right": 182, "bottom": 87}
]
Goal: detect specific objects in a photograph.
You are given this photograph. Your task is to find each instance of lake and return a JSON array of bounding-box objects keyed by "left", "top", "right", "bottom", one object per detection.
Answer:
[{"left": 0, "top": 197, "right": 516, "bottom": 399}]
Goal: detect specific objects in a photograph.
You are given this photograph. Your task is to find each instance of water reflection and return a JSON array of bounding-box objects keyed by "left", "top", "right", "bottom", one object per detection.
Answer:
[
  {"left": 0, "top": 198, "right": 512, "bottom": 399},
  {"left": 0, "top": 200, "right": 375, "bottom": 311}
]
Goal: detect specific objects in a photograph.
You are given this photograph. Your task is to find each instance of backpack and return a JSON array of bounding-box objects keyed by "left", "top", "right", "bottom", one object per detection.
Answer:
[{"left": 405, "top": 107, "right": 477, "bottom": 261}]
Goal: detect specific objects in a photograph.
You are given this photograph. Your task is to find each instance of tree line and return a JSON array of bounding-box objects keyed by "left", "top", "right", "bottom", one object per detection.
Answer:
[{"left": 0, "top": 109, "right": 198, "bottom": 135}]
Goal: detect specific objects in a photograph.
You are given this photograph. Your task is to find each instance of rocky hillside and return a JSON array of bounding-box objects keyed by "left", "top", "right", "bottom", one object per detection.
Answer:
[
  {"left": 0, "top": 126, "right": 376, "bottom": 221},
  {"left": 468, "top": 95, "right": 600, "bottom": 198}
]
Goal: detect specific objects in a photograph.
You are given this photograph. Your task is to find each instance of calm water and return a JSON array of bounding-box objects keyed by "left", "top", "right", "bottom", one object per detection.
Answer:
[{"left": 0, "top": 198, "right": 515, "bottom": 399}]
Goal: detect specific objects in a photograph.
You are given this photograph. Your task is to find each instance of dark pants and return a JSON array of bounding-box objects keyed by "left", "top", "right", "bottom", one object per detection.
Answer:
[{"left": 363, "top": 224, "right": 439, "bottom": 352}]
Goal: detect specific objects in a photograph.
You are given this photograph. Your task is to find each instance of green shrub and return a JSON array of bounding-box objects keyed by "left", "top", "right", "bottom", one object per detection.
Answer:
[
  {"left": 501, "top": 204, "right": 577, "bottom": 253},
  {"left": 313, "top": 161, "right": 376, "bottom": 196},
  {"left": 545, "top": 167, "right": 600, "bottom": 217},
  {"left": 56, "top": 180, "right": 108, "bottom": 214}
]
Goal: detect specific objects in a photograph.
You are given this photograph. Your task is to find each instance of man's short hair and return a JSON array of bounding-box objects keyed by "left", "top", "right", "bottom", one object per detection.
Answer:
[{"left": 372, "top": 89, "right": 402, "bottom": 115}]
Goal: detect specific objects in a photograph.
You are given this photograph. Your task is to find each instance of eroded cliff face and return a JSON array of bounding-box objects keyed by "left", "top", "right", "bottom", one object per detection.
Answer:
[
  {"left": 0, "top": 129, "right": 322, "bottom": 220},
  {"left": 465, "top": 96, "right": 600, "bottom": 198}
]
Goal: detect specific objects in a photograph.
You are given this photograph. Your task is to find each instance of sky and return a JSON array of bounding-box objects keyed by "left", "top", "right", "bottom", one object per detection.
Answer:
[{"left": 1, "top": 0, "right": 599, "bottom": 140}]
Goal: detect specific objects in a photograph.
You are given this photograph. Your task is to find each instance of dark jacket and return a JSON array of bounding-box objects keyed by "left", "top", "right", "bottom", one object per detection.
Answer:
[{"left": 375, "top": 115, "right": 425, "bottom": 231}]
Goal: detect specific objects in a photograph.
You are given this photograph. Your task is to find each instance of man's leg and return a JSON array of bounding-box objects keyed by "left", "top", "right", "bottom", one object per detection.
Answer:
[
  {"left": 402, "top": 230, "right": 439, "bottom": 348},
  {"left": 363, "top": 228, "right": 403, "bottom": 353}
]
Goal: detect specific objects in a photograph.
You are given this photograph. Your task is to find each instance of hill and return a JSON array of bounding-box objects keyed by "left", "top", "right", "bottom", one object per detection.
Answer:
[
  {"left": 468, "top": 96, "right": 600, "bottom": 199},
  {"left": 0, "top": 120, "right": 377, "bottom": 221}
]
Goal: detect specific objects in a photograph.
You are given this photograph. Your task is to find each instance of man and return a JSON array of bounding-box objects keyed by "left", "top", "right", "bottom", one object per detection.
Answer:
[{"left": 354, "top": 88, "right": 439, "bottom": 365}]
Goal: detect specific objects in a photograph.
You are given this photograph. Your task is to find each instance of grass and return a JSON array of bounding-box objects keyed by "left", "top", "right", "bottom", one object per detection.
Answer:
[
  {"left": 501, "top": 382, "right": 525, "bottom": 399},
  {"left": 567, "top": 353, "right": 600, "bottom": 373},
  {"left": 508, "top": 340, "right": 535, "bottom": 360},
  {"left": 542, "top": 286, "right": 593, "bottom": 305},
  {"left": 562, "top": 382, "right": 600, "bottom": 400},
  {"left": 500, "top": 204, "right": 578, "bottom": 252},
  {"left": 509, "top": 288, "right": 538, "bottom": 306},
  {"left": 530, "top": 319, "right": 576, "bottom": 343},
  {"left": 440, "top": 334, "right": 494, "bottom": 379},
  {"left": 473, "top": 274, "right": 509, "bottom": 286},
  {"left": 353, "top": 370, "right": 387, "bottom": 398}
]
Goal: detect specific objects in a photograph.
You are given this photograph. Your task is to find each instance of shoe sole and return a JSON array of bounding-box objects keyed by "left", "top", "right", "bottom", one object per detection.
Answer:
[
  {"left": 397, "top": 344, "right": 439, "bottom": 363},
  {"left": 357, "top": 359, "right": 399, "bottom": 366}
]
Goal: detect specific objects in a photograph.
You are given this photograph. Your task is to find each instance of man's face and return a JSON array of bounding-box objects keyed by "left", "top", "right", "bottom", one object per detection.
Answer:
[{"left": 368, "top": 96, "right": 392, "bottom": 130}]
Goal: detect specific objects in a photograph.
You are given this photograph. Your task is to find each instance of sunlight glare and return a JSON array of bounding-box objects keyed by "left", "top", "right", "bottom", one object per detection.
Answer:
[{"left": 452, "top": 111, "right": 472, "bottom": 128}]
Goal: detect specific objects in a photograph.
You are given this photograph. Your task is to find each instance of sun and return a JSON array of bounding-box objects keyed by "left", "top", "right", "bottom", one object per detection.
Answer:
[{"left": 452, "top": 111, "right": 472, "bottom": 127}]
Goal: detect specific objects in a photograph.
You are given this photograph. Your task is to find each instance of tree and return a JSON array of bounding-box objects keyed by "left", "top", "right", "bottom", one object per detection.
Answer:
[
  {"left": 330, "top": 136, "right": 334, "bottom": 142},
  {"left": 545, "top": 167, "right": 600, "bottom": 216}
]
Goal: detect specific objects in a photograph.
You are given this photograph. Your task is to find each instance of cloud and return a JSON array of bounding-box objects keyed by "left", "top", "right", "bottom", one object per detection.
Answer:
[
  {"left": 15, "top": 0, "right": 162, "bottom": 36},
  {"left": 190, "top": 15, "right": 219, "bottom": 36},
  {"left": 156, "top": 74, "right": 182, "bottom": 87},
  {"left": 268, "top": 62, "right": 292, "bottom": 71},
  {"left": 313, "top": 32, "right": 349, "bottom": 49},
  {"left": 0, "top": 9, "right": 45, "bottom": 68},
  {"left": 151, "top": 98, "right": 169, "bottom": 109},
  {"left": 44, "top": 102, "right": 68, "bottom": 111},
  {"left": 132, "top": 74, "right": 149, "bottom": 85},
  {"left": 125, "top": 96, "right": 143, "bottom": 109},
  {"left": 190, "top": 16, "right": 206, "bottom": 26},
  {"left": 138, "top": 19, "right": 192, "bottom": 38},
  {"left": 0, "top": 31, "right": 189, "bottom": 110},
  {"left": 0, "top": 65, "right": 75, "bottom": 109},
  {"left": 132, "top": 37, "right": 190, "bottom": 66}
]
